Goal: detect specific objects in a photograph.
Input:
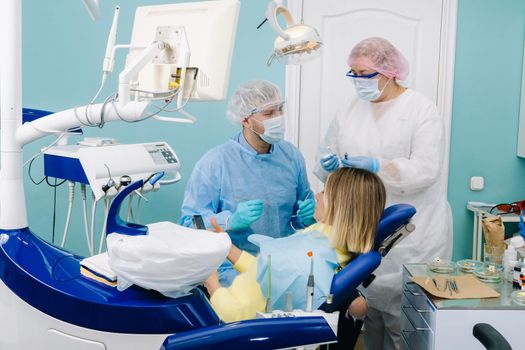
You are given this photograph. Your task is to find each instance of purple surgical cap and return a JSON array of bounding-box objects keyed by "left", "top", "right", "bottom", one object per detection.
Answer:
[{"left": 347, "top": 37, "right": 409, "bottom": 80}]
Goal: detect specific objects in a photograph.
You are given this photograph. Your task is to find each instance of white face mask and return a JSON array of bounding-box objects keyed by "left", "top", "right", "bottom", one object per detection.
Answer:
[
  {"left": 252, "top": 115, "right": 285, "bottom": 144},
  {"left": 353, "top": 77, "right": 390, "bottom": 102}
]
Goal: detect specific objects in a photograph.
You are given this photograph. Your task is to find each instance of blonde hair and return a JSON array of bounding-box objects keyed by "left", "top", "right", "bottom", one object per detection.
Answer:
[{"left": 323, "top": 168, "right": 386, "bottom": 254}]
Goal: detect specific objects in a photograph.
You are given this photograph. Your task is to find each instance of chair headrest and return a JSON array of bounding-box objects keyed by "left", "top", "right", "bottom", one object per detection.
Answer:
[
  {"left": 322, "top": 204, "right": 416, "bottom": 312},
  {"left": 374, "top": 204, "right": 416, "bottom": 250}
]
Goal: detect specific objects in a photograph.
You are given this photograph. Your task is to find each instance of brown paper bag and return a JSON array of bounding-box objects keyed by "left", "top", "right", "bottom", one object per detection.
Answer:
[
  {"left": 412, "top": 275, "right": 500, "bottom": 299},
  {"left": 482, "top": 216, "right": 506, "bottom": 264},
  {"left": 482, "top": 216, "right": 505, "bottom": 246}
]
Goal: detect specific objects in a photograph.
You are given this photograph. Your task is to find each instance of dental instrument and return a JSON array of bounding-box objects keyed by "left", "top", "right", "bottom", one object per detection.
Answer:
[
  {"left": 284, "top": 291, "right": 293, "bottom": 312},
  {"left": 291, "top": 191, "right": 312, "bottom": 216},
  {"left": 266, "top": 254, "right": 273, "bottom": 313},
  {"left": 432, "top": 277, "right": 441, "bottom": 291},
  {"left": 306, "top": 250, "right": 315, "bottom": 312}
]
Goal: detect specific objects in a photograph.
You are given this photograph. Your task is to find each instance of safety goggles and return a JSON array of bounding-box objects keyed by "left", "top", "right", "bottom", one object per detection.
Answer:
[
  {"left": 248, "top": 101, "right": 285, "bottom": 117},
  {"left": 489, "top": 201, "right": 525, "bottom": 215},
  {"left": 345, "top": 70, "right": 380, "bottom": 79}
]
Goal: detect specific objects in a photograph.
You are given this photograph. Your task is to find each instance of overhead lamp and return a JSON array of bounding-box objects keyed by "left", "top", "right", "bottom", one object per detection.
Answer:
[
  {"left": 82, "top": 0, "right": 100, "bottom": 21},
  {"left": 265, "top": 0, "right": 322, "bottom": 66}
]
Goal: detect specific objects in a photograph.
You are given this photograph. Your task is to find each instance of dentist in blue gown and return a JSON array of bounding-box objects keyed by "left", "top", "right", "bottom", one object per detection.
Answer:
[{"left": 179, "top": 80, "right": 315, "bottom": 286}]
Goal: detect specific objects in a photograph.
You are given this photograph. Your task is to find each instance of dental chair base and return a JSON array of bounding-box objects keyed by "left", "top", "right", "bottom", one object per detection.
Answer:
[{"left": 0, "top": 279, "right": 168, "bottom": 350}]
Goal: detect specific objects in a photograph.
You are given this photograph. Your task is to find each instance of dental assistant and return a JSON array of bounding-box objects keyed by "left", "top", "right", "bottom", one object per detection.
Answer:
[
  {"left": 314, "top": 37, "right": 452, "bottom": 350},
  {"left": 179, "top": 79, "right": 315, "bottom": 286}
]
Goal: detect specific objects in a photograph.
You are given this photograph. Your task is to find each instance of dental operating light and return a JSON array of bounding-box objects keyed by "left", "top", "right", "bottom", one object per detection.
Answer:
[
  {"left": 82, "top": 0, "right": 100, "bottom": 21},
  {"left": 266, "top": 0, "right": 322, "bottom": 66}
]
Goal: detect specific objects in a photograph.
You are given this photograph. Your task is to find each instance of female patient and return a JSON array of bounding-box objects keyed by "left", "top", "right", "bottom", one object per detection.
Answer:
[{"left": 204, "top": 167, "right": 386, "bottom": 327}]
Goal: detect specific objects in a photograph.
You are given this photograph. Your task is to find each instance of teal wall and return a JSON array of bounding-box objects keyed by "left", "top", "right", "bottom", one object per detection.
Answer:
[
  {"left": 22, "top": 0, "right": 283, "bottom": 255},
  {"left": 448, "top": 0, "right": 525, "bottom": 260},
  {"left": 20, "top": 0, "right": 525, "bottom": 260}
]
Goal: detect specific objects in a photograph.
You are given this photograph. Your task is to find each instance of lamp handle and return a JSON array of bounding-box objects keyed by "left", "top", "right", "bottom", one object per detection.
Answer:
[{"left": 266, "top": 0, "right": 294, "bottom": 40}]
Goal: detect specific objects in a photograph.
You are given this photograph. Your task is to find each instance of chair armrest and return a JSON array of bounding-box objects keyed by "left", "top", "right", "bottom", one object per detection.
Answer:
[{"left": 160, "top": 317, "right": 337, "bottom": 350}]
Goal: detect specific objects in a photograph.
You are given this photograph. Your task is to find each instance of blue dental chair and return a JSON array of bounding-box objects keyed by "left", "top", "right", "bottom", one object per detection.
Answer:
[
  {"left": 0, "top": 177, "right": 415, "bottom": 350},
  {"left": 158, "top": 195, "right": 417, "bottom": 349}
]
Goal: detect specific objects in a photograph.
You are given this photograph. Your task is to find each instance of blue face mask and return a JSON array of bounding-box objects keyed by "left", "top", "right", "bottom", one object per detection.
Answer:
[{"left": 353, "top": 77, "right": 389, "bottom": 102}]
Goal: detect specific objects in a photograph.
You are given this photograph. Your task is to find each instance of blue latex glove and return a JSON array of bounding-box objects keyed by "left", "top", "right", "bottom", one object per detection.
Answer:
[
  {"left": 297, "top": 198, "right": 316, "bottom": 226},
  {"left": 228, "top": 199, "right": 264, "bottom": 231},
  {"left": 341, "top": 156, "right": 380, "bottom": 173},
  {"left": 320, "top": 154, "right": 340, "bottom": 173},
  {"left": 519, "top": 212, "right": 525, "bottom": 240}
]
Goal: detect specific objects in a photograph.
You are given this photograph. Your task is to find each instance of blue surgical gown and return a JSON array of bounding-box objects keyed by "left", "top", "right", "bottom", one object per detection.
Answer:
[{"left": 178, "top": 132, "right": 312, "bottom": 283}]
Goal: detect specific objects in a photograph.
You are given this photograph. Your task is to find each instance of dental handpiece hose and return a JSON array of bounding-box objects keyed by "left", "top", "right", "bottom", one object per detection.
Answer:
[{"left": 306, "top": 251, "right": 314, "bottom": 312}]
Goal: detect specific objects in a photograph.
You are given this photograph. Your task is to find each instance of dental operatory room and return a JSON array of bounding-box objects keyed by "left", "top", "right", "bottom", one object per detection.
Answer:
[{"left": 2, "top": 0, "right": 525, "bottom": 349}]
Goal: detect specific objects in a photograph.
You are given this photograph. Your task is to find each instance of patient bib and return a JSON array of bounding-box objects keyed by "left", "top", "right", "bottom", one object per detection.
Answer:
[{"left": 250, "top": 230, "right": 339, "bottom": 311}]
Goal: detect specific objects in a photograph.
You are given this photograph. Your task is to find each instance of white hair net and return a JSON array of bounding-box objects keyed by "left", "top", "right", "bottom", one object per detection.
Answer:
[
  {"left": 226, "top": 80, "right": 282, "bottom": 124},
  {"left": 347, "top": 37, "right": 409, "bottom": 80}
]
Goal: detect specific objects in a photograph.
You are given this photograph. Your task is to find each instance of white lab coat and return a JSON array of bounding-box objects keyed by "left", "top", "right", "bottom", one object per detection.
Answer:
[{"left": 314, "top": 89, "right": 452, "bottom": 344}]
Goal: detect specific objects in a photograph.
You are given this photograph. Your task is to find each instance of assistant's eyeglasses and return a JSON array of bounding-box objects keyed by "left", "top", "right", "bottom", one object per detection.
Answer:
[
  {"left": 345, "top": 70, "right": 380, "bottom": 79},
  {"left": 489, "top": 201, "right": 525, "bottom": 215}
]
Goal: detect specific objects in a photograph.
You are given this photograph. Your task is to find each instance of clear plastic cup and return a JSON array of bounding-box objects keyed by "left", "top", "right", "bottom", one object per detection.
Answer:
[{"left": 484, "top": 244, "right": 505, "bottom": 269}]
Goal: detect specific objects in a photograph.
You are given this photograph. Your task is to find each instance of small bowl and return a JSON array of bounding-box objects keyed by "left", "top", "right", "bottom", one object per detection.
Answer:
[
  {"left": 473, "top": 265, "right": 501, "bottom": 283},
  {"left": 511, "top": 291, "right": 525, "bottom": 306},
  {"left": 428, "top": 258, "right": 455, "bottom": 274},
  {"left": 456, "top": 259, "right": 483, "bottom": 273}
]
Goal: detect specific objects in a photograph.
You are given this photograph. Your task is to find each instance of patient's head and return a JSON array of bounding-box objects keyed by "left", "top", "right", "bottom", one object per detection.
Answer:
[{"left": 315, "top": 168, "right": 386, "bottom": 254}]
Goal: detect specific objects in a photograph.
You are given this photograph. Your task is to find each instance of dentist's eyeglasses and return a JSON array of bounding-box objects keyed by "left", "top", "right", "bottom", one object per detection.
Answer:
[{"left": 346, "top": 70, "right": 380, "bottom": 79}]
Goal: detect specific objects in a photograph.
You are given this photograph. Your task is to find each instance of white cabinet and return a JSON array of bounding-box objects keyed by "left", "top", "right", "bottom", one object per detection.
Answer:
[{"left": 402, "top": 264, "right": 524, "bottom": 349}]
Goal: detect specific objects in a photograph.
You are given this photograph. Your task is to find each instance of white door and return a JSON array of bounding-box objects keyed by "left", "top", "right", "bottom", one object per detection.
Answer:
[{"left": 285, "top": 0, "right": 457, "bottom": 191}]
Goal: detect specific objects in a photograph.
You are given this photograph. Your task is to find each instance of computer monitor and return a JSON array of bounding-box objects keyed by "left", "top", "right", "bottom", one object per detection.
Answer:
[{"left": 125, "top": 0, "right": 240, "bottom": 101}]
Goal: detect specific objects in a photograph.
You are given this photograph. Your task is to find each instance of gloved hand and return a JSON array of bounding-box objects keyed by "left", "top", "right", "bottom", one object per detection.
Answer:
[
  {"left": 228, "top": 199, "right": 264, "bottom": 231},
  {"left": 341, "top": 156, "right": 380, "bottom": 173},
  {"left": 297, "top": 198, "right": 316, "bottom": 226},
  {"left": 320, "top": 154, "right": 340, "bottom": 173}
]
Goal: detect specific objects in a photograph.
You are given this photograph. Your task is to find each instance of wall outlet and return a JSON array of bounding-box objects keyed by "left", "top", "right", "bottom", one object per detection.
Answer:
[{"left": 470, "top": 176, "right": 484, "bottom": 191}]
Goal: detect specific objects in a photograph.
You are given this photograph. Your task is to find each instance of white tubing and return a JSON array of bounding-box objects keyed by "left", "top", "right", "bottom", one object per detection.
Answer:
[
  {"left": 127, "top": 196, "right": 134, "bottom": 222},
  {"left": 90, "top": 191, "right": 98, "bottom": 256},
  {"left": 16, "top": 101, "right": 150, "bottom": 147},
  {"left": 60, "top": 181, "right": 76, "bottom": 248},
  {"left": 98, "top": 198, "right": 110, "bottom": 254},
  {"left": 136, "top": 196, "right": 142, "bottom": 224},
  {"left": 81, "top": 184, "right": 93, "bottom": 255}
]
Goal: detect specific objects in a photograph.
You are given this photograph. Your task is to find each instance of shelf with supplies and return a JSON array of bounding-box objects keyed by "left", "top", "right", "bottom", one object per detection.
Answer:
[{"left": 466, "top": 201, "right": 520, "bottom": 261}]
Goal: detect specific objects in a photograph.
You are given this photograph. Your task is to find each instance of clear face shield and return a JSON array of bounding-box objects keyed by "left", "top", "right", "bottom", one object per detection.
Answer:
[{"left": 248, "top": 101, "right": 285, "bottom": 118}]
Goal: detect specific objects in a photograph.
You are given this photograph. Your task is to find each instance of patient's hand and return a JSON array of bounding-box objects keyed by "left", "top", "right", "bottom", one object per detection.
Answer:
[
  {"left": 210, "top": 217, "right": 225, "bottom": 233},
  {"left": 348, "top": 296, "right": 367, "bottom": 320},
  {"left": 204, "top": 271, "right": 221, "bottom": 296},
  {"left": 211, "top": 217, "right": 243, "bottom": 265}
]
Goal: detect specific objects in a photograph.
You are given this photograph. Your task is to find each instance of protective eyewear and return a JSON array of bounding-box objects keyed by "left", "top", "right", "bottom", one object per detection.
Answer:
[
  {"left": 248, "top": 101, "right": 285, "bottom": 117},
  {"left": 489, "top": 201, "right": 525, "bottom": 215},
  {"left": 345, "top": 70, "right": 380, "bottom": 79}
]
